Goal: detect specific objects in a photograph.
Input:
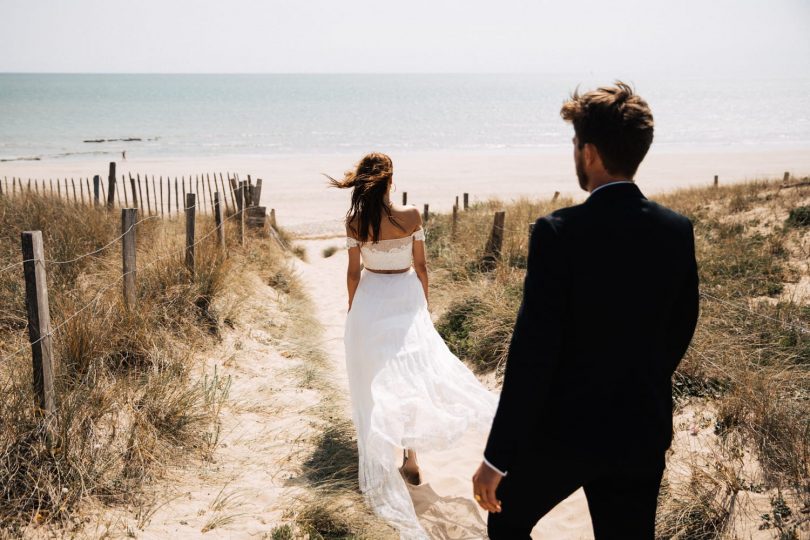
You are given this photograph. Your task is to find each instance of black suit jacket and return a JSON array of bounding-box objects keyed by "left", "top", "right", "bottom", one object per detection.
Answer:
[{"left": 484, "top": 182, "right": 699, "bottom": 473}]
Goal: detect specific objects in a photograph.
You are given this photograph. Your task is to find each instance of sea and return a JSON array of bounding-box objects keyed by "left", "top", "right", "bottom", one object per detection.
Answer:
[{"left": 1, "top": 73, "right": 809, "bottom": 162}]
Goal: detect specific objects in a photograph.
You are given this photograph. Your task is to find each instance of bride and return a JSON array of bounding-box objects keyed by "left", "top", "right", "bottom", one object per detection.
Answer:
[{"left": 329, "top": 153, "right": 499, "bottom": 539}]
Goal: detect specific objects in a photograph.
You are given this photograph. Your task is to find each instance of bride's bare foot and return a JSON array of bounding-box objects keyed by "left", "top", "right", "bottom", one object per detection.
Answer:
[{"left": 399, "top": 449, "right": 422, "bottom": 486}]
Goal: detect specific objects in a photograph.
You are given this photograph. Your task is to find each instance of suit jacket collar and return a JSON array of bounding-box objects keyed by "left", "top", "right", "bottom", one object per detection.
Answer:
[{"left": 585, "top": 181, "right": 646, "bottom": 204}]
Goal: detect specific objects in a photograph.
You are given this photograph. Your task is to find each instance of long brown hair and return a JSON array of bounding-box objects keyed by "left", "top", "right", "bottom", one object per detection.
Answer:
[{"left": 327, "top": 152, "right": 404, "bottom": 243}]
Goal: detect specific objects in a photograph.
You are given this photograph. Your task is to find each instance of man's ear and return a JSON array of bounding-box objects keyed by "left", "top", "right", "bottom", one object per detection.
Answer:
[{"left": 583, "top": 143, "right": 602, "bottom": 169}]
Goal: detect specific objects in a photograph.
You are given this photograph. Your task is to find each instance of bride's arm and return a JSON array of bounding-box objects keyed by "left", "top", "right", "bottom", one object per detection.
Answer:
[
  {"left": 347, "top": 243, "right": 361, "bottom": 311},
  {"left": 413, "top": 234, "right": 429, "bottom": 305}
]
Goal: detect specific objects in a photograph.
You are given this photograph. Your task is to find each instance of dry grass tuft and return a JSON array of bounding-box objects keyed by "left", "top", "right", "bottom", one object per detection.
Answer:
[
  {"left": 322, "top": 245, "right": 339, "bottom": 258},
  {"left": 656, "top": 463, "right": 739, "bottom": 539}
]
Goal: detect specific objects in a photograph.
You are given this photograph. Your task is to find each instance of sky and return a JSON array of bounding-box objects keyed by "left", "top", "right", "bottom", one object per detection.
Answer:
[{"left": 1, "top": 0, "right": 809, "bottom": 76}]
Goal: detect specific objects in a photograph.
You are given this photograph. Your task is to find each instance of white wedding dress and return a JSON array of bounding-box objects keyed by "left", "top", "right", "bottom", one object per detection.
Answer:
[{"left": 344, "top": 229, "right": 499, "bottom": 539}]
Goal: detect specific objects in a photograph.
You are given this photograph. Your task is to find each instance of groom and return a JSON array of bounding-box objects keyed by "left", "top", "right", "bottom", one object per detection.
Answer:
[{"left": 472, "top": 82, "right": 699, "bottom": 539}]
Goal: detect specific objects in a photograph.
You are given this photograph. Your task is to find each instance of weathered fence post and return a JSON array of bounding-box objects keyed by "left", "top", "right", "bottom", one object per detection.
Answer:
[
  {"left": 207, "top": 174, "right": 216, "bottom": 214},
  {"left": 713, "top": 175, "right": 719, "bottom": 188},
  {"left": 245, "top": 180, "right": 254, "bottom": 208},
  {"left": 455, "top": 195, "right": 459, "bottom": 208},
  {"left": 106, "top": 162, "right": 116, "bottom": 209},
  {"left": 129, "top": 174, "right": 138, "bottom": 208},
  {"left": 254, "top": 178, "right": 263, "bottom": 206},
  {"left": 238, "top": 185, "right": 245, "bottom": 246},
  {"left": 236, "top": 181, "right": 245, "bottom": 212},
  {"left": 452, "top": 204, "right": 458, "bottom": 239},
  {"left": 175, "top": 177, "right": 179, "bottom": 214},
  {"left": 93, "top": 175, "right": 100, "bottom": 207},
  {"left": 552, "top": 191, "right": 560, "bottom": 202},
  {"left": 218, "top": 173, "right": 231, "bottom": 214},
  {"left": 145, "top": 175, "right": 152, "bottom": 216},
  {"left": 21, "top": 231, "right": 55, "bottom": 414},
  {"left": 463, "top": 193, "right": 469, "bottom": 210},
  {"left": 402, "top": 191, "right": 408, "bottom": 205},
  {"left": 783, "top": 171, "right": 790, "bottom": 183},
  {"left": 71, "top": 178, "right": 77, "bottom": 204},
  {"left": 122, "top": 208, "right": 137, "bottom": 309},
  {"left": 214, "top": 192, "right": 225, "bottom": 251},
  {"left": 482, "top": 210, "right": 506, "bottom": 269},
  {"left": 228, "top": 177, "right": 238, "bottom": 213},
  {"left": 137, "top": 174, "right": 145, "bottom": 213},
  {"left": 159, "top": 176, "right": 164, "bottom": 218},
  {"left": 423, "top": 203, "right": 429, "bottom": 222},
  {"left": 151, "top": 176, "right": 157, "bottom": 215},
  {"left": 270, "top": 208, "right": 277, "bottom": 229},
  {"left": 185, "top": 193, "right": 196, "bottom": 274}
]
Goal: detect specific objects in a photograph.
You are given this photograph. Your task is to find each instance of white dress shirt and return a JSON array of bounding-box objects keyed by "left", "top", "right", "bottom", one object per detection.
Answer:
[{"left": 589, "top": 180, "right": 634, "bottom": 196}]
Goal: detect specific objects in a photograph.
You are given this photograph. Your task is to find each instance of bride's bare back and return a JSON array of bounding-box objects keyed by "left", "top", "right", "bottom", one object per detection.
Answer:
[{"left": 347, "top": 203, "right": 422, "bottom": 242}]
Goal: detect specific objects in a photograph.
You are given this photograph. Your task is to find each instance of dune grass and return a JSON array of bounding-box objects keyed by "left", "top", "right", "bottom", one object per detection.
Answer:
[
  {"left": 427, "top": 179, "right": 809, "bottom": 537},
  {"left": 0, "top": 191, "right": 286, "bottom": 533}
]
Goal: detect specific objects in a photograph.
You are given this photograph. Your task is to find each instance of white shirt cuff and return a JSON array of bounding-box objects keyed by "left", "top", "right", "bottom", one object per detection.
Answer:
[{"left": 483, "top": 457, "right": 507, "bottom": 477}]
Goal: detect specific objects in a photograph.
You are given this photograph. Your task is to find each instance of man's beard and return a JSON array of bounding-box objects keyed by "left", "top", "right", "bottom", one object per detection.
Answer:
[{"left": 575, "top": 152, "right": 588, "bottom": 191}]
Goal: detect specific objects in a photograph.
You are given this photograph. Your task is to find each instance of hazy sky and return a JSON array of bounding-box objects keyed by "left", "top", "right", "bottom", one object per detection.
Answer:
[{"left": 1, "top": 0, "right": 808, "bottom": 75}]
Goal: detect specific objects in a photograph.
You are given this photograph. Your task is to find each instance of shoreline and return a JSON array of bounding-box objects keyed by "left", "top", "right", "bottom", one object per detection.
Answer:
[{"left": 3, "top": 146, "right": 809, "bottom": 235}]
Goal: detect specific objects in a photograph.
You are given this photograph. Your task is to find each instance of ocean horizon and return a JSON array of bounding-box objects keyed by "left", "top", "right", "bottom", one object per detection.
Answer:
[{"left": 2, "top": 73, "right": 810, "bottom": 163}]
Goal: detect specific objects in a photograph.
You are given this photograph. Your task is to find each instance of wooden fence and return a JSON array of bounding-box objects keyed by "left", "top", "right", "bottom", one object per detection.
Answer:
[
  {"left": 1, "top": 162, "right": 280, "bottom": 417},
  {"left": 0, "top": 162, "right": 272, "bottom": 226}
]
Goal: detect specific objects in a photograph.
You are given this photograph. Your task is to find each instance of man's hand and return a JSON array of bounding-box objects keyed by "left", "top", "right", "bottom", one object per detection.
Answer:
[{"left": 472, "top": 462, "right": 503, "bottom": 513}]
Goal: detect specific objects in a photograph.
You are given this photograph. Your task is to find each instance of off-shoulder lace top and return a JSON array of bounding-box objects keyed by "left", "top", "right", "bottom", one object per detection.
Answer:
[{"left": 346, "top": 228, "right": 425, "bottom": 271}]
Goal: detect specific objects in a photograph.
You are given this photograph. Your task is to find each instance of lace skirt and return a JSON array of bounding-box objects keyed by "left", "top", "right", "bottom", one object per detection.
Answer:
[{"left": 344, "top": 269, "right": 498, "bottom": 539}]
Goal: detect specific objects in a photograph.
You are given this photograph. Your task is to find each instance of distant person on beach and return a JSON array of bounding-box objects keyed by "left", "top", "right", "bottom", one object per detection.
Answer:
[
  {"left": 473, "top": 82, "right": 699, "bottom": 539},
  {"left": 331, "top": 153, "right": 498, "bottom": 538},
  {"left": 122, "top": 150, "right": 126, "bottom": 160}
]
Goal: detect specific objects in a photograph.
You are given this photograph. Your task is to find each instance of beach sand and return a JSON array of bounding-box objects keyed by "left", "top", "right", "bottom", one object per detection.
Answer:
[{"left": 2, "top": 146, "right": 809, "bottom": 236}]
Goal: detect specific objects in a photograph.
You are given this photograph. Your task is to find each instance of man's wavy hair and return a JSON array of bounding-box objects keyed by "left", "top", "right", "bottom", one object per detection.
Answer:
[{"left": 560, "top": 81, "right": 654, "bottom": 178}]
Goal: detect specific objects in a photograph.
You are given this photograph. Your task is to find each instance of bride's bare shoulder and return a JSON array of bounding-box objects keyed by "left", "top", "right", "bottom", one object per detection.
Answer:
[
  {"left": 392, "top": 205, "right": 421, "bottom": 232},
  {"left": 345, "top": 216, "right": 360, "bottom": 238}
]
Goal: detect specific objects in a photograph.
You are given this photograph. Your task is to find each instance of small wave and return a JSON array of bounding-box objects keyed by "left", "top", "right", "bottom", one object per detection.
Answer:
[
  {"left": 83, "top": 136, "right": 159, "bottom": 143},
  {"left": 0, "top": 156, "right": 42, "bottom": 162},
  {"left": 52, "top": 150, "right": 116, "bottom": 158}
]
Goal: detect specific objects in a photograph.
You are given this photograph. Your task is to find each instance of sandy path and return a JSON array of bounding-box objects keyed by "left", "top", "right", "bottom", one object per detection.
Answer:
[
  {"left": 295, "top": 237, "right": 594, "bottom": 540},
  {"left": 79, "top": 272, "right": 323, "bottom": 538}
]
